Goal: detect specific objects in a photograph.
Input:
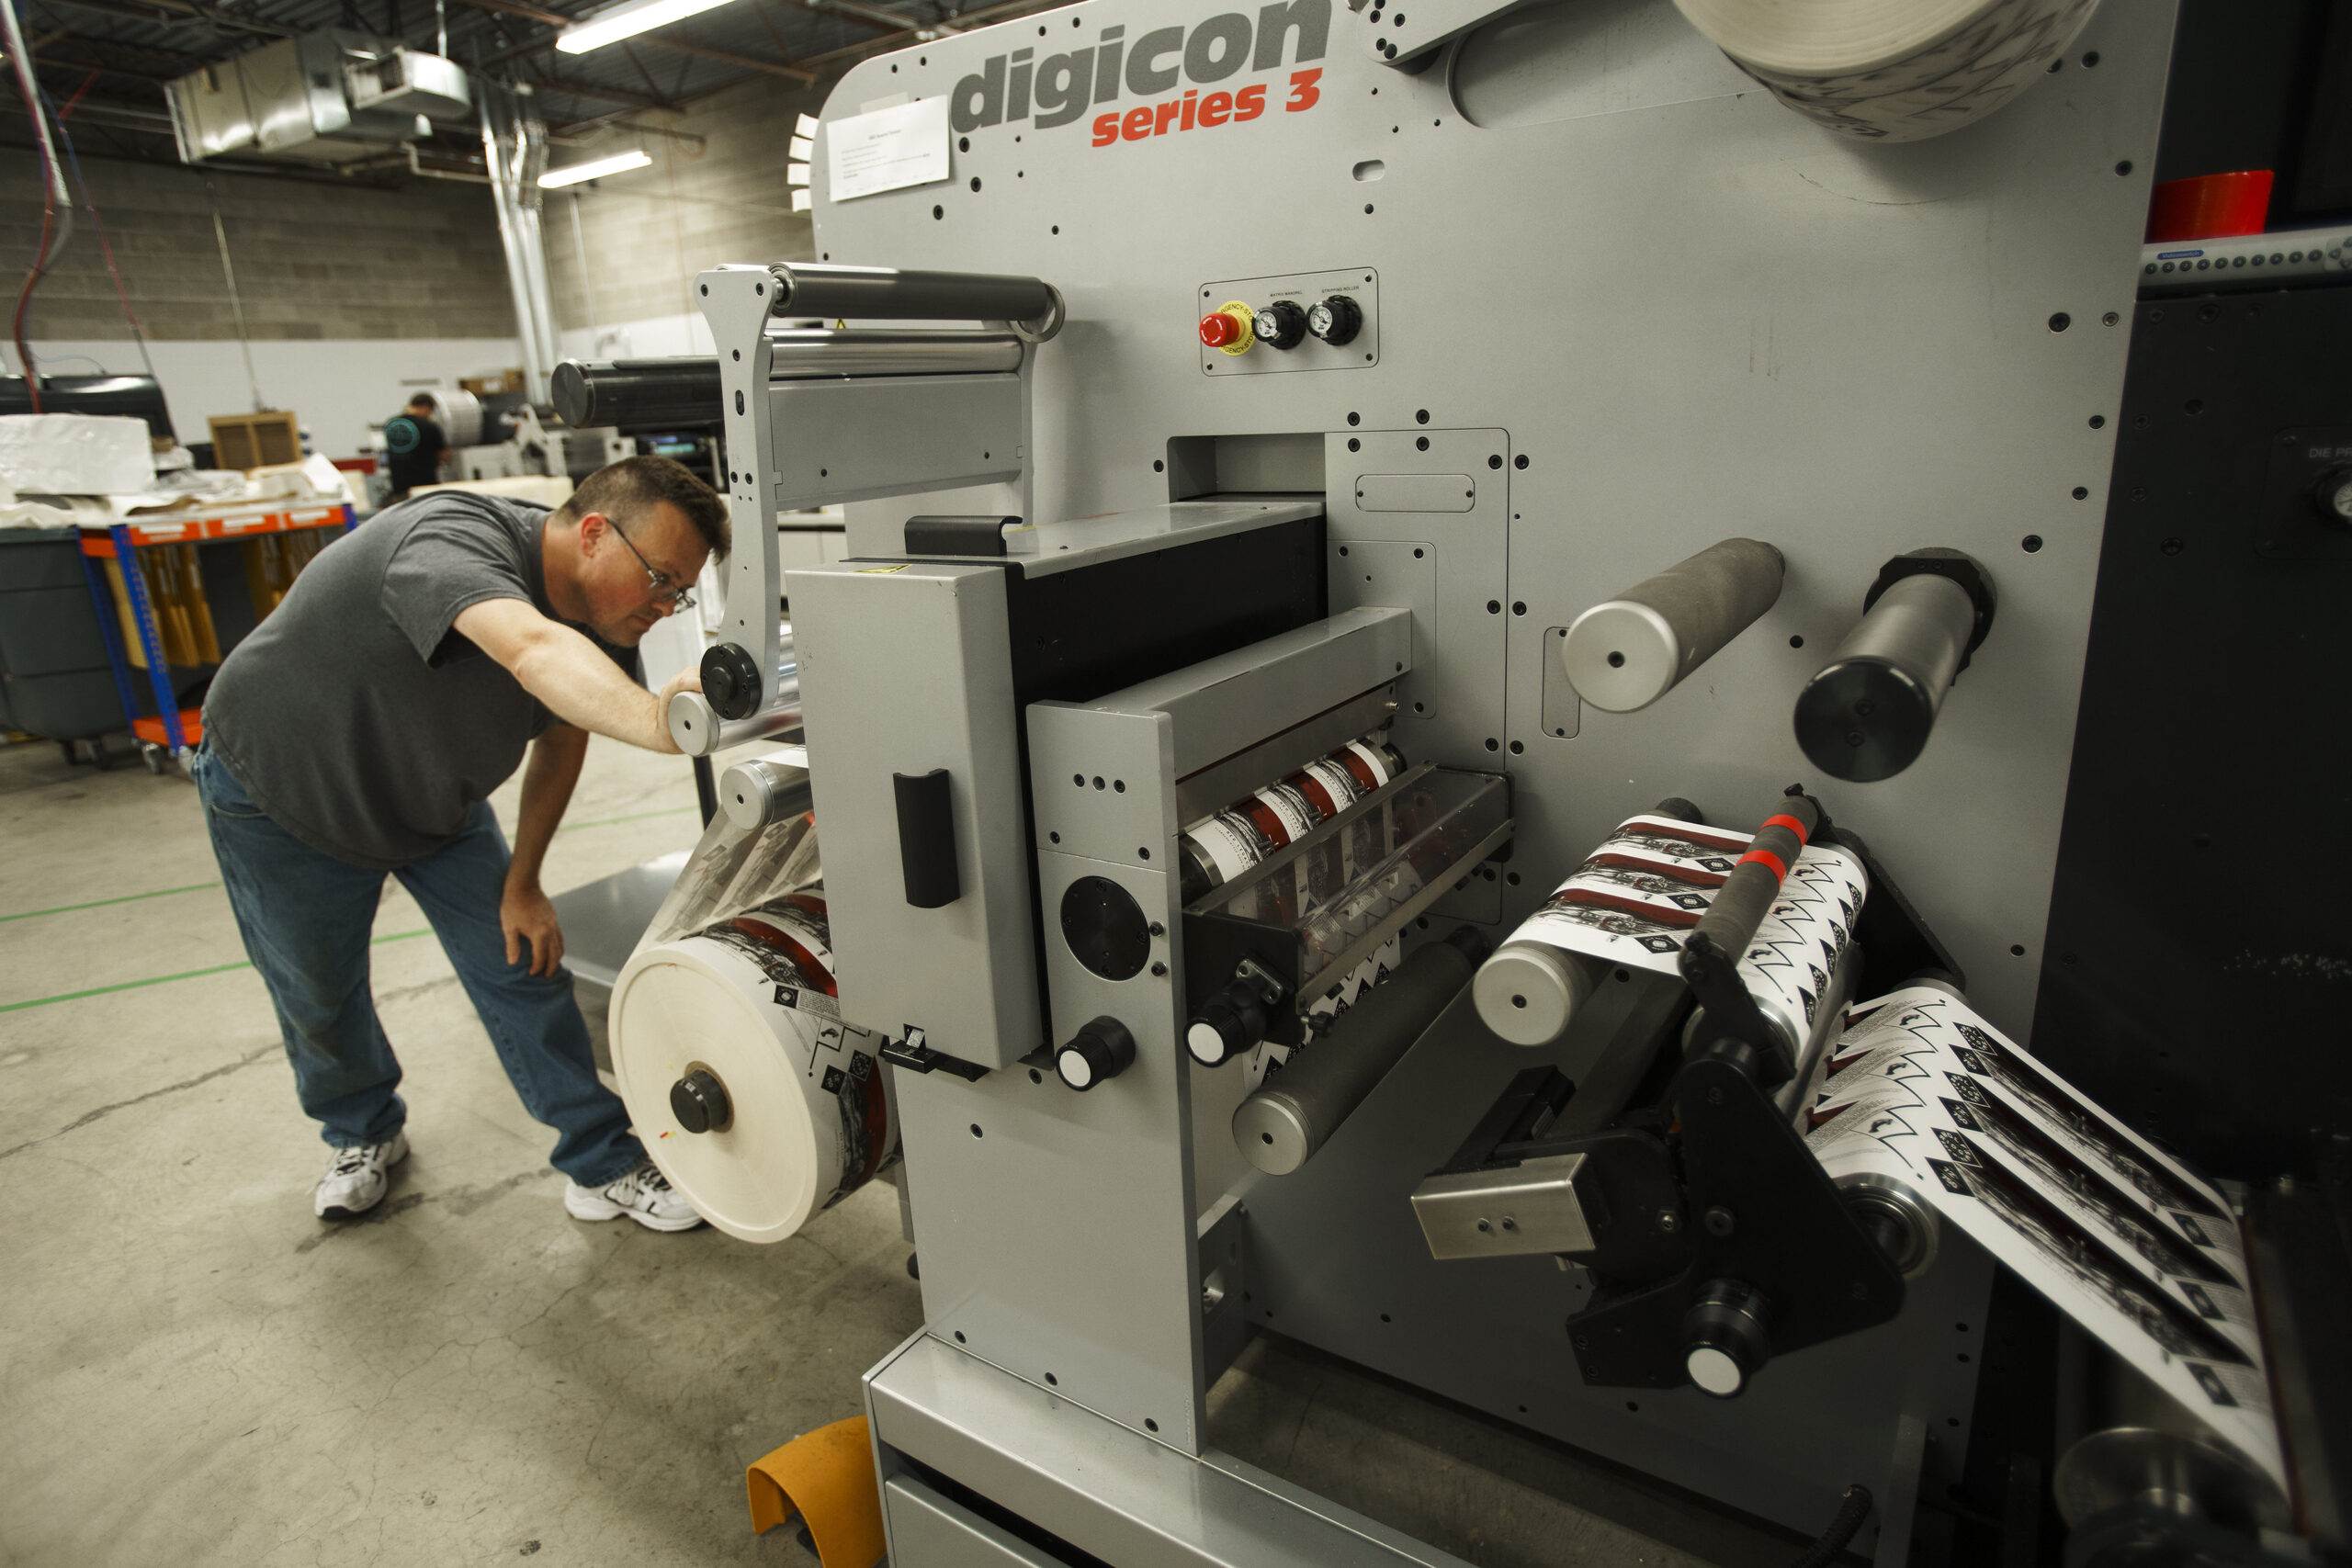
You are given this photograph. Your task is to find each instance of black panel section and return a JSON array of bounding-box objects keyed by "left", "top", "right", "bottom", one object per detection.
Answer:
[
  {"left": 1004, "top": 514, "right": 1326, "bottom": 706},
  {"left": 2295, "top": 6, "right": 2352, "bottom": 216},
  {"left": 2032, "top": 288, "right": 2352, "bottom": 1181},
  {"left": 2153, "top": 0, "right": 2339, "bottom": 223},
  {"left": 1059, "top": 875, "right": 1150, "bottom": 981}
]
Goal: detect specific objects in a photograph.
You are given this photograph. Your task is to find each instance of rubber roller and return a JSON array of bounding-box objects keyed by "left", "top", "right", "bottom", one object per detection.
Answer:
[
  {"left": 1793, "top": 548, "right": 1996, "bottom": 784},
  {"left": 1474, "top": 796, "right": 1703, "bottom": 1047},
  {"left": 1234, "top": 927, "right": 1489, "bottom": 1176},
  {"left": 1561, "top": 539, "right": 1785, "bottom": 713}
]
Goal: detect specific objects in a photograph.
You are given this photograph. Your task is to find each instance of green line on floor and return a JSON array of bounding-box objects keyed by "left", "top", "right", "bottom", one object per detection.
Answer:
[
  {"left": 0, "top": 929, "right": 434, "bottom": 1015},
  {"left": 558, "top": 805, "right": 698, "bottom": 832},
  {"left": 0, "top": 882, "right": 221, "bottom": 924}
]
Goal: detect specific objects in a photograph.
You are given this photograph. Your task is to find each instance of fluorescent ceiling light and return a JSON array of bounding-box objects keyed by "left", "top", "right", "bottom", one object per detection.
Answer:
[
  {"left": 539, "top": 149, "right": 652, "bottom": 186},
  {"left": 556, "top": 0, "right": 736, "bottom": 53}
]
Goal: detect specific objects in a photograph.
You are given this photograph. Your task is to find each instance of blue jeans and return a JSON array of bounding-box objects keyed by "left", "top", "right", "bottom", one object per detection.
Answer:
[{"left": 192, "top": 744, "right": 642, "bottom": 1187}]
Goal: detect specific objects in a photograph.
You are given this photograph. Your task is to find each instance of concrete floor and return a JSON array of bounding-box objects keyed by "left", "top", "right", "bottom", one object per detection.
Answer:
[{"left": 0, "top": 736, "right": 1795, "bottom": 1568}]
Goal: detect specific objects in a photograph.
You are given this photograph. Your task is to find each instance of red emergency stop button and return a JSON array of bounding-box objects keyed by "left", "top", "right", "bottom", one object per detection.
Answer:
[{"left": 1199, "top": 310, "right": 1247, "bottom": 349}]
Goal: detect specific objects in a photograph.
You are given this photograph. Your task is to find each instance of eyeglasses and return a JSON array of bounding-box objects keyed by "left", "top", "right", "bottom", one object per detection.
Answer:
[{"left": 608, "top": 519, "right": 695, "bottom": 612}]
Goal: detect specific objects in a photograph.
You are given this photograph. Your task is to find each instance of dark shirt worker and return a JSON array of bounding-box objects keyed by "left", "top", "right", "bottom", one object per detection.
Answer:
[
  {"left": 195, "top": 456, "right": 724, "bottom": 1230},
  {"left": 382, "top": 392, "right": 449, "bottom": 500}
]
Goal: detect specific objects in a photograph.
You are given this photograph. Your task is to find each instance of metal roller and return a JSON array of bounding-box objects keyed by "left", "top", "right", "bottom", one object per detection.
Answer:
[
  {"left": 1793, "top": 548, "right": 1996, "bottom": 784},
  {"left": 553, "top": 332, "right": 1026, "bottom": 433},
  {"left": 765, "top": 329, "right": 1024, "bottom": 378},
  {"left": 1561, "top": 538, "right": 1784, "bottom": 713},
  {"left": 718, "top": 751, "right": 813, "bottom": 832},
  {"left": 1473, "top": 942, "right": 1602, "bottom": 1047},
  {"left": 1235, "top": 927, "right": 1489, "bottom": 1177},
  {"left": 667, "top": 684, "right": 804, "bottom": 758},
  {"left": 765, "top": 263, "right": 1057, "bottom": 326}
]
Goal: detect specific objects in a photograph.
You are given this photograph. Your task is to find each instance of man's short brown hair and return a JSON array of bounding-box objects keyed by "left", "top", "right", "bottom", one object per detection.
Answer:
[
  {"left": 407, "top": 392, "right": 437, "bottom": 413},
  {"left": 560, "top": 455, "right": 729, "bottom": 561}
]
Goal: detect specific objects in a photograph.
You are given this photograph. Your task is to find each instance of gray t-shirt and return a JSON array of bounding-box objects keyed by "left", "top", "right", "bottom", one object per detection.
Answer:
[{"left": 204, "top": 491, "right": 635, "bottom": 870}]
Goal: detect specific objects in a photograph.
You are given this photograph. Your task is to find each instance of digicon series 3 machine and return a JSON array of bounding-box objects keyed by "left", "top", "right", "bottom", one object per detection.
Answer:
[{"left": 573, "top": 1, "right": 2352, "bottom": 1562}]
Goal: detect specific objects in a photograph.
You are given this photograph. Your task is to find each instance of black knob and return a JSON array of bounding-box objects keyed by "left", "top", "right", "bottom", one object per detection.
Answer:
[
  {"left": 1056, "top": 1016, "right": 1136, "bottom": 1090},
  {"left": 670, "top": 1066, "right": 732, "bottom": 1134},
  {"left": 1680, "top": 1279, "right": 1771, "bottom": 1398},
  {"left": 1307, "top": 295, "right": 1363, "bottom": 346},
  {"left": 700, "top": 642, "right": 763, "bottom": 720},
  {"left": 1186, "top": 980, "right": 1270, "bottom": 1066},
  {"left": 1253, "top": 299, "right": 1307, "bottom": 350},
  {"left": 2314, "top": 467, "right": 2352, "bottom": 526}
]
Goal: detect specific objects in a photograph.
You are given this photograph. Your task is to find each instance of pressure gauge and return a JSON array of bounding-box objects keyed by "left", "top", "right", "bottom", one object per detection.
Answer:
[{"left": 1307, "top": 295, "right": 1363, "bottom": 346}]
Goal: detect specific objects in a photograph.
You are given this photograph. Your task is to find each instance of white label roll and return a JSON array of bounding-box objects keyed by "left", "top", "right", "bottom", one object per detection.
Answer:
[{"left": 608, "top": 893, "right": 896, "bottom": 1243}]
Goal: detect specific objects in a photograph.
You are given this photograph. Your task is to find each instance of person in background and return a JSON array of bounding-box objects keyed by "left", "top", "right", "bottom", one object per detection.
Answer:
[
  {"left": 193, "top": 456, "right": 725, "bottom": 1232},
  {"left": 382, "top": 392, "right": 448, "bottom": 501}
]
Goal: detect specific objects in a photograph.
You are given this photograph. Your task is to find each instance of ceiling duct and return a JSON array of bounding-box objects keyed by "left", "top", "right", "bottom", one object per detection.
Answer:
[{"left": 165, "top": 31, "right": 474, "bottom": 166}]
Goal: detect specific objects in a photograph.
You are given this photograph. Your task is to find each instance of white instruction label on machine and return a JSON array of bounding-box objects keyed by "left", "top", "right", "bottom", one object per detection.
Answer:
[{"left": 827, "top": 96, "right": 950, "bottom": 202}]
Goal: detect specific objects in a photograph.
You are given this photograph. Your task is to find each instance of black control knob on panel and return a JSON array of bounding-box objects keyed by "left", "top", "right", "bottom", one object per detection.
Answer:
[
  {"left": 700, "top": 643, "right": 763, "bottom": 721},
  {"left": 670, "top": 1067, "right": 732, "bottom": 1134},
  {"left": 1055, "top": 1016, "right": 1136, "bottom": 1091},
  {"left": 2314, "top": 467, "right": 2352, "bottom": 526},
  {"left": 1187, "top": 980, "right": 1271, "bottom": 1066},
  {"left": 1307, "top": 296, "right": 1363, "bottom": 347},
  {"left": 1680, "top": 1280, "right": 1771, "bottom": 1398},
  {"left": 1252, "top": 299, "right": 1307, "bottom": 350}
]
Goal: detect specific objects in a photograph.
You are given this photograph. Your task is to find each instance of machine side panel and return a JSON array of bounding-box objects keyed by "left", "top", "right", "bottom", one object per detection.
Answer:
[
  {"left": 867, "top": 1333, "right": 1476, "bottom": 1568},
  {"left": 899, "top": 705, "right": 1205, "bottom": 1448},
  {"left": 883, "top": 1474, "right": 1067, "bottom": 1567},
  {"left": 816, "top": 0, "right": 2178, "bottom": 1043},
  {"left": 789, "top": 562, "right": 1043, "bottom": 1066},
  {"left": 763, "top": 373, "right": 1023, "bottom": 508}
]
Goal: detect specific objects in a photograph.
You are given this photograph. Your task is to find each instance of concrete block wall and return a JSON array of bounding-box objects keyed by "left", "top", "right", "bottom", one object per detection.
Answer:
[
  {"left": 547, "top": 75, "right": 822, "bottom": 348},
  {"left": 1, "top": 148, "right": 516, "bottom": 343}
]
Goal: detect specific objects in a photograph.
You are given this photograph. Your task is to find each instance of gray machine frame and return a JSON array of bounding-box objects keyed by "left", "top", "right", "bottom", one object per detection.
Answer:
[{"left": 692, "top": 1, "right": 2183, "bottom": 1560}]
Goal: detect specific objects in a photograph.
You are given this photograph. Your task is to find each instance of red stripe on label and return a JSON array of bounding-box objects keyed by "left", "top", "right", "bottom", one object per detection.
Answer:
[
  {"left": 1738, "top": 848, "right": 1789, "bottom": 881},
  {"left": 1760, "top": 813, "right": 1810, "bottom": 844}
]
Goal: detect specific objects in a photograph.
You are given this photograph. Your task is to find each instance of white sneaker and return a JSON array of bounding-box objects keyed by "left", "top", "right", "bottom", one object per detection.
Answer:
[
  {"left": 313, "top": 1132, "right": 409, "bottom": 1220},
  {"left": 563, "top": 1159, "right": 704, "bottom": 1233}
]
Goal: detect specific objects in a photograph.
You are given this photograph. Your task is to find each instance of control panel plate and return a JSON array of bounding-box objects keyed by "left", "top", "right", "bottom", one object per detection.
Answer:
[{"left": 1198, "top": 267, "right": 1379, "bottom": 376}]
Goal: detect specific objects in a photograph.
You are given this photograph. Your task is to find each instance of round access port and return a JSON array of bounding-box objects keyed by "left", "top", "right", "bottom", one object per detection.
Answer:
[{"left": 1060, "top": 876, "right": 1151, "bottom": 980}]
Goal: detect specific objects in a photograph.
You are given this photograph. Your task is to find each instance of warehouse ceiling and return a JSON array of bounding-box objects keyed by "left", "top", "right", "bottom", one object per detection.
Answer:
[{"left": 2, "top": 0, "right": 1071, "bottom": 178}]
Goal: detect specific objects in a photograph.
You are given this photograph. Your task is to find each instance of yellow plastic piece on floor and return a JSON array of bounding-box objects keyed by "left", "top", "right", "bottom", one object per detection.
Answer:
[{"left": 746, "top": 1415, "right": 886, "bottom": 1568}]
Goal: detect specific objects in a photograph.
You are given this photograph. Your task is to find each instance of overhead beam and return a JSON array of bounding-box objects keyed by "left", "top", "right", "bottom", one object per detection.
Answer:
[
  {"left": 639, "top": 34, "right": 812, "bottom": 82},
  {"left": 794, "top": 0, "right": 1064, "bottom": 69},
  {"left": 34, "top": 49, "right": 178, "bottom": 85},
  {"left": 526, "top": 64, "right": 677, "bottom": 111},
  {"left": 810, "top": 0, "right": 957, "bottom": 36},
  {"left": 35, "top": 0, "right": 293, "bottom": 37}
]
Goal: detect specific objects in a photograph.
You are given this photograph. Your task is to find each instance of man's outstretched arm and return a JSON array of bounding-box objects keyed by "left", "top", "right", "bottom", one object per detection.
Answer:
[
  {"left": 503, "top": 723, "right": 589, "bottom": 976},
  {"left": 453, "top": 597, "right": 695, "bottom": 753}
]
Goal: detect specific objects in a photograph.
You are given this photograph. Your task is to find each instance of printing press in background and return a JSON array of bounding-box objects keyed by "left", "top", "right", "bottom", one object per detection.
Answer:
[{"left": 560, "top": 2, "right": 2352, "bottom": 1562}]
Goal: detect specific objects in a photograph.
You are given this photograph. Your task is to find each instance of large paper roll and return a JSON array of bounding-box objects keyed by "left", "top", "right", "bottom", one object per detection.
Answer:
[
  {"left": 1671, "top": 0, "right": 2103, "bottom": 141},
  {"left": 609, "top": 893, "right": 896, "bottom": 1243}
]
